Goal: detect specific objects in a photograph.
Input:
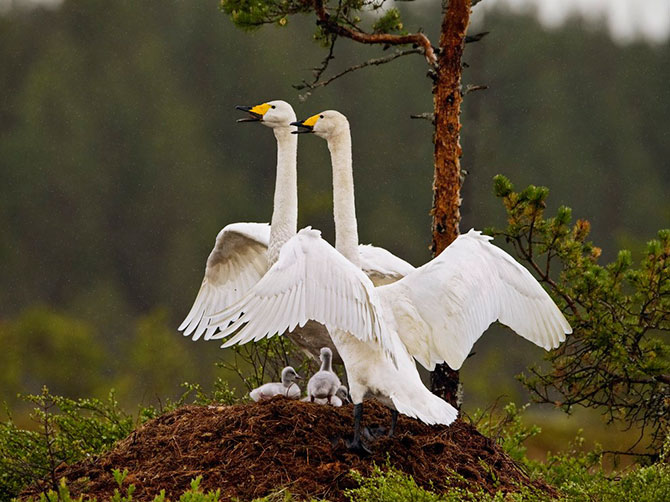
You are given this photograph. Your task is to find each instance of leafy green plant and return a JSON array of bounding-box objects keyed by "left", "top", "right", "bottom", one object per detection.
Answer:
[
  {"left": 216, "top": 337, "right": 316, "bottom": 393},
  {"left": 488, "top": 175, "right": 670, "bottom": 453},
  {"left": 467, "top": 402, "right": 541, "bottom": 466},
  {"left": 0, "top": 387, "right": 133, "bottom": 500},
  {"left": 346, "top": 464, "right": 554, "bottom": 502},
  {"left": 20, "top": 475, "right": 224, "bottom": 502},
  {"left": 347, "top": 464, "right": 443, "bottom": 502}
]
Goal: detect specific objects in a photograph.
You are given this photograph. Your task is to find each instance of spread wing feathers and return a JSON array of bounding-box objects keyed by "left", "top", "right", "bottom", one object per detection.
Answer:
[
  {"left": 178, "top": 222, "right": 271, "bottom": 340},
  {"left": 390, "top": 392, "right": 458, "bottom": 426},
  {"left": 378, "top": 229, "right": 572, "bottom": 371},
  {"left": 207, "top": 227, "right": 395, "bottom": 360},
  {"left": 358, "top": 244, "right": 416, "bottom": 286}
]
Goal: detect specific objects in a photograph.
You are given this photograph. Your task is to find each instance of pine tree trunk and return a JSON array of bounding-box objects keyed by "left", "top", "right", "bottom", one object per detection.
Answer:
[{"left": 429, "top": 0, "right": 472, "bottom": 407}]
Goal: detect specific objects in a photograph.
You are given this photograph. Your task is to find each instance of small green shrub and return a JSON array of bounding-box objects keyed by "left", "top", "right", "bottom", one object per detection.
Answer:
[
  {"left": 346, "top": 464, "right": 553, "bottom": 502},
  {"left": 468, "top": 402, "right": 541, "bottom": 467},
  {"left": 489, "top": 175, "right": 670, "bottom": 452},
  {"left": 20, "top": 475, "right": 225, "bottom": 502},
  {"left": 0, "top": 387, "right": 133, "bottom": 500}
]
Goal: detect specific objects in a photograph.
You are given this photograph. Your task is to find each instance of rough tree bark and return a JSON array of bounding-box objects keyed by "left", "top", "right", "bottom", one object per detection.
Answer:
[{"left": 429, "top": 0, "right": 472, "bottom": 407}]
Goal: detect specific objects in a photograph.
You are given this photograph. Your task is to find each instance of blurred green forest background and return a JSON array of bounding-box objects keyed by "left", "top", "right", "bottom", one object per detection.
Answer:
[{"left": 1, "top": 0, "right": 669, "bottom": 454}]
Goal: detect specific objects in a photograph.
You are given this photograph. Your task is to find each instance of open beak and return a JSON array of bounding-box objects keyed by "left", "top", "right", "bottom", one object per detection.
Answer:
[
  {"left": 290, "top": 119, "right": 313, "bottom": 134},
  {"left": 236, "top": 105, "right": 263, "bottom": 123}
]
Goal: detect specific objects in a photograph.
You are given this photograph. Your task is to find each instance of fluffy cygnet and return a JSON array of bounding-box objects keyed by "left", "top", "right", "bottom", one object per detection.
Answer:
[
  {"left": 302, "top": 384, "right": 350, "bottom": 407},
  {"left": 307, "top": 347, "right": 341, "bottom": 404},
  {"left": 249, "top": 366, "right": 302, "bottom": 401}
]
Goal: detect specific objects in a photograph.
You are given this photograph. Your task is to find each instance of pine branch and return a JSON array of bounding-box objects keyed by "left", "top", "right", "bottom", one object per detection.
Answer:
[{"left": 313, "top": 0, "right": 436, "bottom": 65}]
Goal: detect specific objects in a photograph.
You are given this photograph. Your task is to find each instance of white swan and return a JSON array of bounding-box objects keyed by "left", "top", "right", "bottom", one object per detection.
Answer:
[
  {"left": 249, "top": 366, "right": 302, "bottom": 401},
  {"left": 179, "top": 101, "right": 414, "bottom": 362},
  {"left": 209, "top": 110, "right": 571, "bottom": 451},
  {"left": 307, "top": 347, "right": 341, "bottom": 403}
]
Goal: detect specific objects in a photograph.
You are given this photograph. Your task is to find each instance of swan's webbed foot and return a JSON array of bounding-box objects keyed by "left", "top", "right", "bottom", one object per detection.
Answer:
[
  {"left": 364, "top": 425, "right": 387, "bottom": 439},
  {"left": 345, "top": 436, "right": 372, "bottom": 454}
]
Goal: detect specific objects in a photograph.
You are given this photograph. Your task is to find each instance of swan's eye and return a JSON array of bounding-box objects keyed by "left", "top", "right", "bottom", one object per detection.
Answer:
[
  {"left": 319, "top": 114, "right": 324, "bottom": 118},
  {"left": 271, "top": 105, "right": 276, "bottom": 109}
]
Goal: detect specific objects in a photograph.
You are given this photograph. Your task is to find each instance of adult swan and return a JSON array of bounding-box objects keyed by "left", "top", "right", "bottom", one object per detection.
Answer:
[
  {"left": 179, "top": 101, "right": 413, "bottom": 362},
  {"left": 209, "top": 110, "right": 572, "bottom": 452}
]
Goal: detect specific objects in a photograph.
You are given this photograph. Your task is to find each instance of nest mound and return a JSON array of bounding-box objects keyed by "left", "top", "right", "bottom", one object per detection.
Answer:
[{"left": 25, "top": 399, "right": 555, "bottom": 501}]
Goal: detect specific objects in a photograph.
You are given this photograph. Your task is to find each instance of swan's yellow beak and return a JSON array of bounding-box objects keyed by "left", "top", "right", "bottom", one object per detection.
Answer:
[
  {"left": 290, "top": 113, "right": 320, "bottom": 134},
  {"left": 236, "top": 103, "right": 271, "bottom": 122}
]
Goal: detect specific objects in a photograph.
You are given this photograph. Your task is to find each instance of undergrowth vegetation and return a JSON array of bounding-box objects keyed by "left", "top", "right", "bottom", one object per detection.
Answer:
[{"left": 5, "top": 386, "right": 670, "bottom": 502}]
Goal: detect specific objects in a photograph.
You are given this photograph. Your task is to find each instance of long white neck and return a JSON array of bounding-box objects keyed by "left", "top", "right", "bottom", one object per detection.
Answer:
[
  {"left": 320, "top": 352, "right": 333, "bottom": 372},
  {"left": 327, "top": 126, "right": 360, "bottom": 267},
  {"left": 267, "top": 127, "right": 298, "bottom": 265}
]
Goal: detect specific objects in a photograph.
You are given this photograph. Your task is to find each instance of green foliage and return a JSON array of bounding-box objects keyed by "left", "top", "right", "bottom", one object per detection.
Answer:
[
  {"left": 0, "top": 387, "right": 134, "bottom": 500},
  {"left": 0, "top": 377, "right": 245, "bottom": 499},
  {"left": 372, "top": 8, "right": 406, "bottom": 35},
  {"left": 111, "top": 467, "right": 136, "bottom": 502},
  {"left": 468, "top": 402, "right": 541, "bottom": 465},
  {"left": 219, "top": 0, "right": 407, "bottom": 38},
  {"left": 216, "top": 336, "right": 316, "bottom": 393},
  {"left": 488, "top": 175, "right": 670, "bottom": 452},
  {"left": 347, "top": 464, "right": 443, "bottom": 502},
  {"left": 219, "top": 0, "right": 312, "bottom": 30},
  {"left": 347, "top": 463, "right": 555, "bottom": 501},
  {"left": 347, "top": 459, "right": 670, "bottom": 502},
  {"left": 115, "top": 309, "right": 199, "bottom": 405},
  {"left": 21, "top": 475, "right": 225, "bottom": 502},
  {"left": 0, "top": 307, "right": 105, "bottom": 407}
]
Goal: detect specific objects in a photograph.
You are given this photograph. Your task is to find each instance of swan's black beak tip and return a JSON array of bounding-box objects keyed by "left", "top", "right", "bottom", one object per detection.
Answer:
[
  {"left": 236, "top": 105, "right": 262, "bottom": 123},
  {"left": 290, "top": 120, "right": 313, "bottom": 134}
]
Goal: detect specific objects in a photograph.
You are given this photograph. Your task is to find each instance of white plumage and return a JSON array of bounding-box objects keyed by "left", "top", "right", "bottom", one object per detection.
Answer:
[
  {"left": 377, "top": 228, "right": 571, "bottom": 372},
  {"left": 179, "top": 222, "right": 270, "bottom": 341},
  {"left": 209, "top": 227, "right": 397, "bottom": 364},
  {"left": 179, "top": 101, "right": 414, "bottom": 361},
  {"left": 307, "top": 347, "right": 341, "bottom": 403},
  {"left": 302, "top": 385, "right": 349, "bottom": 407},
  {"left": 249, "top": 366, "right": 302, "bottom": 401},
  {"left": 210, "top": 111, "right": 571, "bottom": 442}
]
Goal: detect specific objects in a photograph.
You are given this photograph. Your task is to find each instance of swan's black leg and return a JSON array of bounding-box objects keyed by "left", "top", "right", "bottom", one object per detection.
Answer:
[
  {"left": 388, "top": 410, "right": 398, "bottom": 438},
  {"left": 346, "top": 403, "right": 371, "bottom": 454}
]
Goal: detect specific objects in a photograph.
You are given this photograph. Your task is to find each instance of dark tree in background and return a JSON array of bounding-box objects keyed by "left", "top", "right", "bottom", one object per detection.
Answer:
[{"left": 220, "top": 0, "right": 489, "bottom": 406}]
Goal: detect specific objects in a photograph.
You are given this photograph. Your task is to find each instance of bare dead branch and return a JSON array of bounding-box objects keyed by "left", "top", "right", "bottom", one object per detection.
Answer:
[
  {"left": 293, "top": 48, "right": 423, "bottom": 94},
  {"left": 410, "top": 112, "right": 435, "bottom": 122},
  {"left": 463, "top": 83, "right": 488, "bottom": 95},
  {"left": 311, "top": 34, "right": 338, "bottom": 84},
  {"left": 465, "top": 31, "right": 489, "bottom": 43}
]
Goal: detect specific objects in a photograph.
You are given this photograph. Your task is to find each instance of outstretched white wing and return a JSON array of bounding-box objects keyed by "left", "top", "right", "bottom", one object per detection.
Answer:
[
  {"left": 179, "top": 222, "right": 270, "bottom": 340},
  {"left": 208, "top": 227, "right": 395, "bottom": 361},
  {"left": 377, "top": 229, "right": 572, "bottom": 371},
  {"left": 358, "top": 244, "right": 416, "bottom": 286}
]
